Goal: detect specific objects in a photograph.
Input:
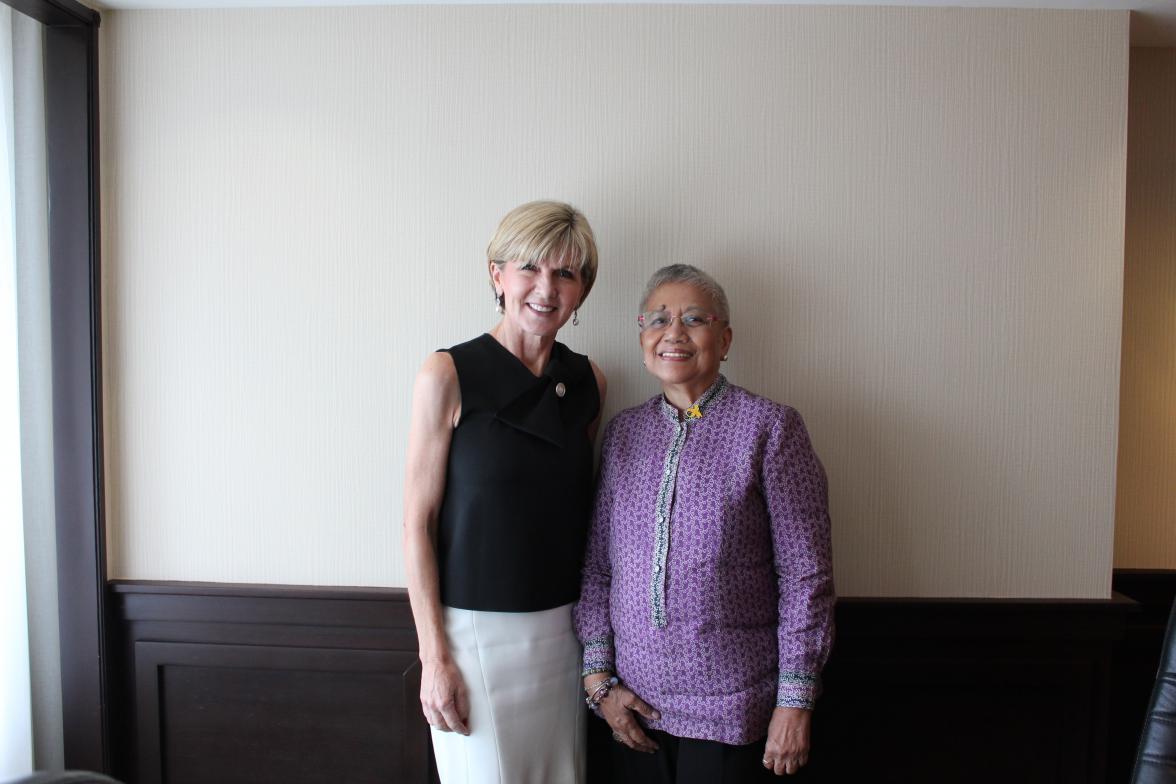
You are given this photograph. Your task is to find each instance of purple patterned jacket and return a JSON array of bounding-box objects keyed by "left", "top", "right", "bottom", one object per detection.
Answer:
[{"left": 574, "top": 377, "right": 835, "bottom": 745}]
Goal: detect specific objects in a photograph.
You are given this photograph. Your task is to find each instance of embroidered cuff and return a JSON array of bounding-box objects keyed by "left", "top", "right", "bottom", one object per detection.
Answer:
[
  {"left": 776, "top": 671, "right": 820, "bottom": 709},
  {"left": 581, "top": 634, "right": 615, "bottom": 677}
]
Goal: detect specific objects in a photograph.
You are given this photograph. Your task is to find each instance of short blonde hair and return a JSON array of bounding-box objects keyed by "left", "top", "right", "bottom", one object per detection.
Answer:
[{"left": 487, "top": 201, "right": 599, "bottom": 305}]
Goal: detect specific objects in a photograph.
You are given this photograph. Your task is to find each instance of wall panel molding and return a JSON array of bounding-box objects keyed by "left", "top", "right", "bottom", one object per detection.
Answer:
[
  {"left": 133, "top": 642, "right": 424, "bottom": 784},
  {"left": 110, "top": 581, "right": 433, "bottom": 784},
  {"left": 110, "top": 580, "right": 1137, "bottom": 784}
]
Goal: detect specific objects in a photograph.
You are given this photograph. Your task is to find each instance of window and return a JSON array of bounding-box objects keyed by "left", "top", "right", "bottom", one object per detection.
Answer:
[{"left": 0, "top": 0, "right": 105, "bottom": 772}]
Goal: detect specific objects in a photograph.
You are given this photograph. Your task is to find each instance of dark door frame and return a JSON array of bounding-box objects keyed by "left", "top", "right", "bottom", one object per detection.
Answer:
[{"left": 3, "top": 0, "right": 108, "bottom": 771}]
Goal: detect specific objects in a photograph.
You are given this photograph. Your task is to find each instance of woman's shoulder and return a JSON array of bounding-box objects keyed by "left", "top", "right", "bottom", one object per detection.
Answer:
[
  {"left": 552, "top": 339, "right": 596, "bottom": 379},
  {"left": 623, "top": 392, "right": 665, "bottom": 419},
  {"left": 553, "top": 338, "right": 588, "bottom": 361},
  {"left": 439, "top": 332, "right": 494, "bottom": 357},
  {"left": 416, "top": 349, "right": 457, "bottom": 384},
  {"left": 723, "top": 383, "right": 804, "bottom": 425},
  {"left": 412, "top": 351, "right": 460, "bottom": 422},
  {"left": 601, "top": 395, "right": 661, "bottom": 439}
]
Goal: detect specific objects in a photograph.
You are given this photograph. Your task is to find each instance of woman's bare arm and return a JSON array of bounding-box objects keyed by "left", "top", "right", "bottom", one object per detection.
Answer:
[{"left": 403, "top": 352, "right": 468, "bottom": 734}]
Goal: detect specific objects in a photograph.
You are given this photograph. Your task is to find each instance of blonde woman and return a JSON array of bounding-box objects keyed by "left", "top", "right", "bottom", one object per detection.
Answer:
[{"left": 404, "top": 201, "right": 606, "bottom": 783}]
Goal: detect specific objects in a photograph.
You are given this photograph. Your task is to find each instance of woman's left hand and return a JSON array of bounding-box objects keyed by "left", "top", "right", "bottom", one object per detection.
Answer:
[{"left": 763, "top": 707, "right": 811, "bottom": 776}]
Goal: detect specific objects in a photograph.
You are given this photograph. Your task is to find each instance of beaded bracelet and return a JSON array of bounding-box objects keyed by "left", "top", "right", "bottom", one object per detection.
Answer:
[{"left": 584, "top": 676, "right": 619, "bottom": 710}]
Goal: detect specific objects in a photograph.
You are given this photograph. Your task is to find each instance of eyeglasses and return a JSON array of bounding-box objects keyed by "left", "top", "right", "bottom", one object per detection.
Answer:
[{"left": 637, "top": 309, "right": 725, "bottom": 332}]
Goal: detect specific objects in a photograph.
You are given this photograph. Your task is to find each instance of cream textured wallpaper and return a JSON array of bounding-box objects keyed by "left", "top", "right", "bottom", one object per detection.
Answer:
[
  {"left": 101, "top": 6, "right": 1128, "bottom": 596},
  {"left": 1115, "top": 48, "right": 1176, "bottom": 569}
]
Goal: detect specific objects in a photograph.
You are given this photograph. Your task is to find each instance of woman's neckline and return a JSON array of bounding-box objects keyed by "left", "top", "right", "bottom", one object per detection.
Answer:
[
  {"left": 482, "top": 331, "right": 556, "bottom": 379},
  {"left": 659, "top": 375, "right": 730, "bottom": 423}
]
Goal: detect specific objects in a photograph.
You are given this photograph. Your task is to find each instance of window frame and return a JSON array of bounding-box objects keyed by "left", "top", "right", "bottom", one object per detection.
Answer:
[{"left": 2, "top": 0, "right": 108, "bottom": 771}]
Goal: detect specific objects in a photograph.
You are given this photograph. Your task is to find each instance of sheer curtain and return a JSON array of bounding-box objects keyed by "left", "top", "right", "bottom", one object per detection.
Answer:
[
  {"left": 2, "top": 5, "right": 59, "bottom": 777},
  {"left": 0, "top": 4, "right": 36, "bottom": 776}
]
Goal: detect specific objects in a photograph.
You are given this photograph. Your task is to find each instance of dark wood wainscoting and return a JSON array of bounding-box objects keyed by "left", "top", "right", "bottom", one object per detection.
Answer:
[
  {"left": 810, "top": 598, "right": 1130, "bottom": 784},
  {"left": 108, "top": 582, "right": 433, "bottom": 784},
  {"left": 109, "top": 580, "right": 1149, "bottom": 784}
]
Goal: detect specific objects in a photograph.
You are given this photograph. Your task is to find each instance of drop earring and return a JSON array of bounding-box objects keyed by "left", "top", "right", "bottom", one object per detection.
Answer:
[
  {"left": 495, "top": 292, "right": 504, "bottom": 314},
  {"left": 572, "top": 310, "right": 580, "bottom": 327}
]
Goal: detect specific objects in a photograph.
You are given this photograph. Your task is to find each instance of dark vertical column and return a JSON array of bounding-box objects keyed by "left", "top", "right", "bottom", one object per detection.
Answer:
[{"left": 44, "top": 18, "right": 107, "bottom": 773}]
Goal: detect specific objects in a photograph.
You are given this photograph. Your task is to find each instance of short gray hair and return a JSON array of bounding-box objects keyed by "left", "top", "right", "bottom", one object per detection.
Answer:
[{"left": 640, "top": 264, "right": 730, "bottom": 323}]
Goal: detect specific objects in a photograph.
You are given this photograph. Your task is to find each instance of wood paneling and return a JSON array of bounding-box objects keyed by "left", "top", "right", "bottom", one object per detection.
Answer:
[
  {"left": 110, "top": 582, "right": 434, "bottom": 784},
  {"left": 135, "top": 643, "right": 422, "bottom": 784},
  {"left": 811, "top": 598, "right": 1130, "bottom": 783},
  {"left": 110, "top": 581, "right": 1141, "bottom": 784}
]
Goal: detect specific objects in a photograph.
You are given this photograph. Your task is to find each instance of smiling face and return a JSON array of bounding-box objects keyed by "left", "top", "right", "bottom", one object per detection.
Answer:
[
  {"left": 491, "top": 254, "right": 585, "bottom": 339},
  {"left": 639, "top": 281, "right": 733, "bottom": 398}
]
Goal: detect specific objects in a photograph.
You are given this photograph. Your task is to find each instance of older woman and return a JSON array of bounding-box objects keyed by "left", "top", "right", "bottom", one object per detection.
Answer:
[
  {"left": 575, "top": 264, "right": 834, "bottom": 782},
  {"left": 404, "top": 201, "right": 606, "bottom": 783}
]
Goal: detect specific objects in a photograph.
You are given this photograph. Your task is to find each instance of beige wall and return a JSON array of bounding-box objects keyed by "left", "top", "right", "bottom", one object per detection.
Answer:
[
  {"left": 100, "top": 6, "right": 1129, "bottom": 597},
  {"left": 1115, "top": 48, "right": 1176, "bottom": 569}
]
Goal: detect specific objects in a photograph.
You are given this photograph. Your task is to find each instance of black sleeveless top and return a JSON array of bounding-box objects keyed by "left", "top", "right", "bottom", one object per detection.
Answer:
[{"left": 436, "top": 334, "right": 600, "bottom": 612}]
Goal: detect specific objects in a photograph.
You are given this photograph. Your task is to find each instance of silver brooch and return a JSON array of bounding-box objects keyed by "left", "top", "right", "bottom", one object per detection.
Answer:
[{"left": 555, "top": 382, "right": 566, "bottom": 398}]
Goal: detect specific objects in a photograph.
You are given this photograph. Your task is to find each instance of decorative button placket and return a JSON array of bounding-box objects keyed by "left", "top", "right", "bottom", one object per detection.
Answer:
[{"left": 649, "top": 375, "right": 729, "bottom": 629}]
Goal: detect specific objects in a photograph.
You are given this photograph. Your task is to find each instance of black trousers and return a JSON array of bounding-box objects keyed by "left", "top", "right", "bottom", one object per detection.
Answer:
[{"left": 610, "top": 728, "right": 777, "bottom": 784}]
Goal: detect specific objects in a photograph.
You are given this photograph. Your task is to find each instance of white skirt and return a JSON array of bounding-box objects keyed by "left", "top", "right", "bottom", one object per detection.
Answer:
[{"left": 430, "top": 603, "right": 586, "bottom": 784}]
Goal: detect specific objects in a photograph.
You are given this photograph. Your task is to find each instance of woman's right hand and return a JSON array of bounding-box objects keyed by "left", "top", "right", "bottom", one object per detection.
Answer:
[
  {"left": 595, "top": 681, "right": 661, "bottom": 753},
  {"left": 421, "top": 658, "right": 470, "bottom": 735}
]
